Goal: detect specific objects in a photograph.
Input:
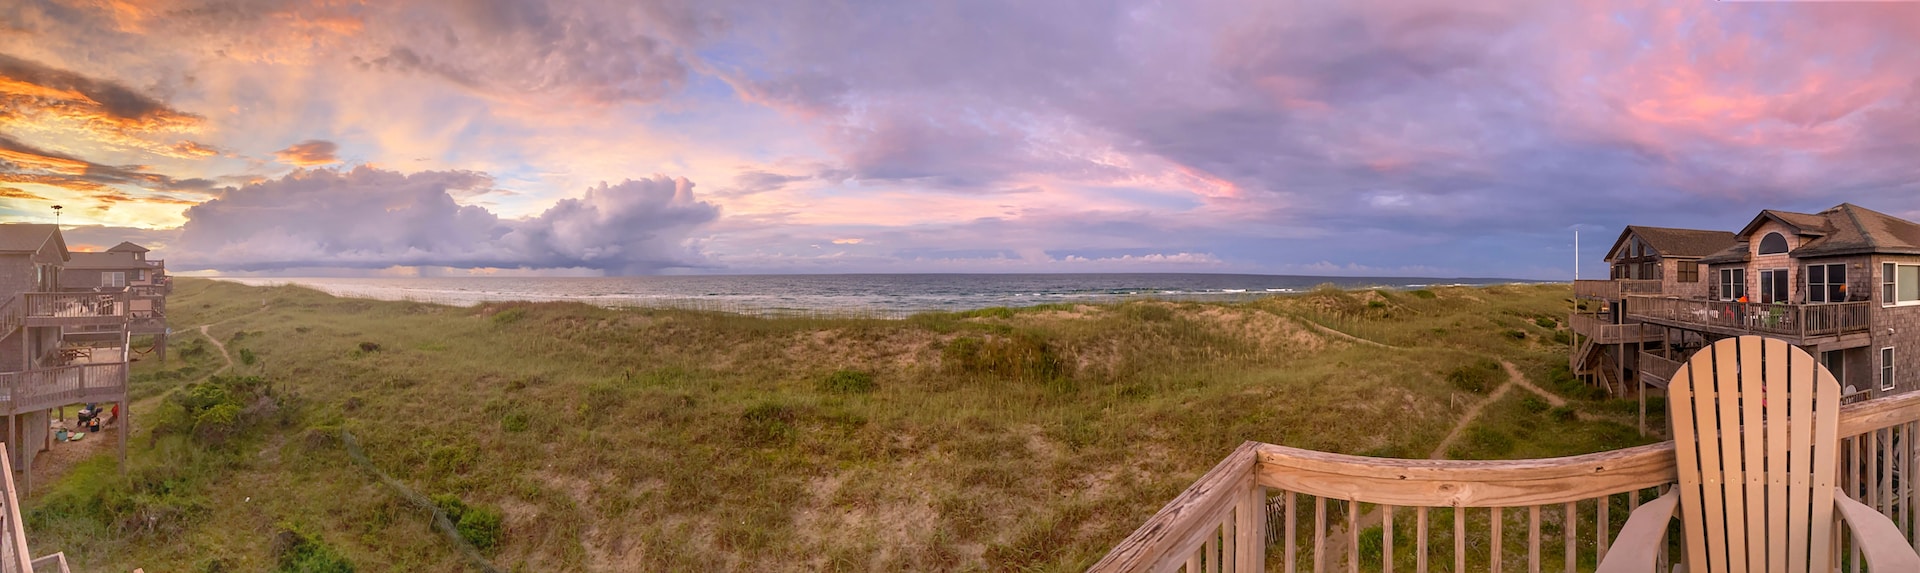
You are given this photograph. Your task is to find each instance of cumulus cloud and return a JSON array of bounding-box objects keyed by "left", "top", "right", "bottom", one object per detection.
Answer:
[
  {"left": 274, "top": 140, "right": 339, "bottom": 166},
  {"left": 170, "top": 166, "right": 719, "bottom": 273}
]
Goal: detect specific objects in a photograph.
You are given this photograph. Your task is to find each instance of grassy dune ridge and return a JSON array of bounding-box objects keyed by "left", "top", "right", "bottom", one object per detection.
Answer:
[{"left": 26, "top": 279, "right": 1650, "bottom": 571}]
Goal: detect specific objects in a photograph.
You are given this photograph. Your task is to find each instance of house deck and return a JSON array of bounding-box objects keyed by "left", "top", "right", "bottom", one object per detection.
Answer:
[{"left": 1090, "top": 392, "right": 1920, "bottom": 572}]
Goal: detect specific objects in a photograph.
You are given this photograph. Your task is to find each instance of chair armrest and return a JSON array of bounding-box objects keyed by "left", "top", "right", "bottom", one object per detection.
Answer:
[
  {"left": 1833, "top": 488, "right": 1920, "bottom": 570},
  {"left": 1596, "top": 490, "right": 1679, "bottom": 573}
]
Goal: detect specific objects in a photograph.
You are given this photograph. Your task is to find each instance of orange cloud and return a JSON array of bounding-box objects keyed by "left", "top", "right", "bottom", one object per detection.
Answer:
[
  {"left": 0, "top": 147, "right": 92, "bottom": 175},
  {"left": 0, "top": 186, "right": 43, "bottom": 200},
  {"left": 275, "top": 139, "right": 340, "bottom": 166}
]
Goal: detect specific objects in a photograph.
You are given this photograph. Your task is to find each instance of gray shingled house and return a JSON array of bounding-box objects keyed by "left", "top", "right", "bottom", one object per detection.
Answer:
[{"left": 1575, "top": 203, "right": 1920, "bottom": 408}]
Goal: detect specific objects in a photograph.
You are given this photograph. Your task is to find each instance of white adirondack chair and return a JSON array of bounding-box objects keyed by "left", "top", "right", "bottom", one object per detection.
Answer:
[{"left": 1598, "top": 336, "right": 1920, "bottom": 572}]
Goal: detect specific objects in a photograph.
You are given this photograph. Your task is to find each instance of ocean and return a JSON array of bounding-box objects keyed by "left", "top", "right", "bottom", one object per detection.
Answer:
[{"left": 218, "top": 274, "right": 1535, "bottom": 316}]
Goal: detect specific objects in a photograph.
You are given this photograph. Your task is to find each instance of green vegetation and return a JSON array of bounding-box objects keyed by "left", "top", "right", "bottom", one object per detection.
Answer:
[{"left": 27, "top": 279, "right": 1643, "bottom": 571}]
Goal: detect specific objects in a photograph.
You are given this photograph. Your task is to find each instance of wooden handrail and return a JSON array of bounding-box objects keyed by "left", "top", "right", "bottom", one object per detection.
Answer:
[
  {"left": 1093, "top": 391, "right": 1920, "bottom": 572},
  {"left": 1574, "top": 279, "right": 1662, "bottom": 300},
  {"left": 0, "top": 449, "right": 28, "bottom": 573},
  {"left": 1254, "top": 441, "right": 1676, "bottom": 507},
  {"left": 1623, "top": 296, "right": 1870, "bottom": 339}
]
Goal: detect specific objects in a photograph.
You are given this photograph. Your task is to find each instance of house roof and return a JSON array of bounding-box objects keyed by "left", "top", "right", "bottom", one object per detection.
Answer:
[
  {"left": 1610, "top": 226, "right": 1738, "bottom": 260},
  {"left": 0, "top": 224, "right": 64, "bottom": 256},
  {"left": 1700, "top": 242, "right": 1751, "bottom": 265},
  {"left": 105, "top": 241, "right": 149, "bottom": 253},
  {"left": 1791, "top": 203, "right": 1920, "bottom": 257},
  {"left": 63, "top": 251, "right": 144, "bottom": 270},
  {"left": 1739, "top": 209, "right": 1835, "bottom": 238}
]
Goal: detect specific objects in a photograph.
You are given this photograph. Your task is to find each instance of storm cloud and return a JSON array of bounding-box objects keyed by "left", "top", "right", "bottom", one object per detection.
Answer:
[{"left": 171, "top": 166, "right": 719, "bottom": 273}]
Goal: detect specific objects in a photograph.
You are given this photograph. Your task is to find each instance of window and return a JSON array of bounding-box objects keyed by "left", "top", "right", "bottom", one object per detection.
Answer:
[
  {"left": 1678, "top": 261, "right": 1699, "bottom": 283},
  {"left": 132, "top": 269, "right": 145, "bottom": 281},
  {"left": 1807, "top": 263, "right": 1847, "bottom": 303},
  {"left": 1883, "top": 347, "right": 1897, "bottom": 391},
  {"left": 1886, "top": 263, "right": 1920, "bottom": 305},
  {"left": 1758, "top": 268, "right": 1788, "bottom": 303},
  {"left": 1758, "top": 232, "right": 1789, "bottom": 255},
  {"left": 99, "top": 272, "right": 124, "bottom": 288},
  {"left": 1719, "top": 268, "right": 1746, "bottom": 301}
]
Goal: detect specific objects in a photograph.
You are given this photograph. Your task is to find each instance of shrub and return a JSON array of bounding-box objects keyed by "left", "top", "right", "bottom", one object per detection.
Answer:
[
  {"left": 430, "top": 494, "right": 506, "bottom": 552},
  {"left": 1520, "top": 395, "right": 1550, "bottom": 414},
  {"left": 357, "top": 342, "right": 381, "bottom": 353},
  {"left": 491, "top": 307, "right": 527, "bottom": 325},
  {"left": 1534, "top": 317, "right": 1557, "bottom": 329},
  {"left": 740, "top": 402, "right": 797, "bottom": 443},
  {"left": 818, "top": 370, "right": 876, "bottom": 394},
  {"left": 272, "top": 524, "right": 354, "bottom": 573},
  {"left": 456, "top": 507, "right": 504, "bottom": 551},
  {"left": 238, "top": 348, "right": 257, "bottom": 365},
  {"left": 501, "top": 412, "right": 529, "bottom": 433},
  {"left": 1551, "top": 330, "right": 1572, "bottom": 345},
  {"left": 1504, "top": 329, "right": 1527, "bottom": 340},
  {"left": 1548, "top": 406, "right": 1578, "bottom": 422},
  {"left": 1446, "top": 359, "right": 1504, "bottom": 394},
  {"left": 1410, "top": 289, "right": 1437, "bottom": 299},
  {"left": 162, "top": 375, "right": 282, "bottom": 447}
]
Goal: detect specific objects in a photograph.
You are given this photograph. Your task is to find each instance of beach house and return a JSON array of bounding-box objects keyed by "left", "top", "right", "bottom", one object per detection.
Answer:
[
  {"left": 0, "top": 224, "right": 133, "bottom": 481},
  {"left": 1572, "top": 203, "right": 1920, "bottom": 401},
  {"left": 58, "top": 241, "right": 172, "bottom": 360}
]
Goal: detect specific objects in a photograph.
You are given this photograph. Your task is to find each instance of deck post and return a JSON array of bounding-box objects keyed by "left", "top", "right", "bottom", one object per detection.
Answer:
[{"left": 117, "top": 394, "right": 128, "bottom": 474}]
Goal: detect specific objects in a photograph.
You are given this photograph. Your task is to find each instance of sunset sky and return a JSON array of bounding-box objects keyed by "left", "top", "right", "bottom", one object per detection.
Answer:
[{"left": 1, "top": 0, "right": 1918, "bottom": 278}]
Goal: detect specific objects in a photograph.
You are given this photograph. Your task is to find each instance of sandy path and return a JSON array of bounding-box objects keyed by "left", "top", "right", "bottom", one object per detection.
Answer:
[{"left": 1292, "top": 316, "right": 1396, "bottom": 349}]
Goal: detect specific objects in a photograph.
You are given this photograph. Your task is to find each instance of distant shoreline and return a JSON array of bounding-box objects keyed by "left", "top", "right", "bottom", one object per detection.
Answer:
[{"left": 203, "top": 274, "right": 1549, "bottom": 317}]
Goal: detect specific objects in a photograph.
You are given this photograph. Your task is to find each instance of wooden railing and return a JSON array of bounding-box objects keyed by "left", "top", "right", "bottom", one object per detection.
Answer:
[
  {"left": 19, "top": 292, "right": 127, "bottom": 325},
  {"left": 1568, "top": 313, "right": 1661, "bottom": 344},
  {"left": 1624, "top": 296, "right": 1871, "bottom": 340},
  {"left": 1636, "top": 352, "right": 1684, "bottom": 388},
  {"left": 1573, "top": 279, "right": 1662, "bottom": 300},
  {"left": 0, "top": 362, "right": 128, "bottom": 415},
  {"left": 1092, "top": 392, "right": 1920, "bottom": 572}
]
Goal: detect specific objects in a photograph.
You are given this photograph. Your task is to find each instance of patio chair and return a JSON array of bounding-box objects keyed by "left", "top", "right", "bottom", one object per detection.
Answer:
[{"left": 1597, "top": 336, "right": 1920, "bottom": 572}]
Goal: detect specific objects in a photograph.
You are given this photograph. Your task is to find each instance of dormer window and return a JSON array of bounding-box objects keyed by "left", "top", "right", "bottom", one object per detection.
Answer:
[{"left": 1758, "top": 232, "right": 1789, "bottom": 255}]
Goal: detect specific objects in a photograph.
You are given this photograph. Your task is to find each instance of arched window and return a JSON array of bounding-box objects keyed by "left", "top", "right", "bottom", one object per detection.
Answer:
[{"left": 1758, "top": 232, "right": 1789, "bottom": 255}]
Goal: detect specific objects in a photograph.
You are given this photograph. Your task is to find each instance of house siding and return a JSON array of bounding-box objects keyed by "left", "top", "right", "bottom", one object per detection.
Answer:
[
  {"left": 1746, "top": 220, "right": 1803, "bottom": 303},
  {"left": 1873, "top": 254, "right": 1920, "bottom": 399}
]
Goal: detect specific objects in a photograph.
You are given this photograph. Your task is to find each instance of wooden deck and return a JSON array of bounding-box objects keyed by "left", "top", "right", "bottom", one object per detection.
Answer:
[
  {"left": 1624, "top": 296, "right": 1871, "bottom": 343},
  {"left": 1573, "top": 279, "right": 1662, "bottom": 301},
  {"left": 1568, "top": 313, "right": 1662, "bottom": 344},
  {"left": 1091, "top": 392, "right": 1920, "bottom": 572},
  {"left": 0, "top": 362, "right": 127, "bottom": 416}
]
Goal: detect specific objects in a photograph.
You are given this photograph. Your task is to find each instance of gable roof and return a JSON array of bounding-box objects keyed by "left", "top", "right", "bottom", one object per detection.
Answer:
[
  {"left": 1738, "top": 209, "right": 1835, "bottom": 238},
  {"left": 0, "top": 224, "right": 66, "bottom": 258},
  {"left": 105, "top": 241, "right": 149, "bottom": 253},
  {"left": 63, "top": 251, "right": 144, "bottom": 270},
  {"left": 1604, "top": 226, "right": 1738, "bottom": 262}
]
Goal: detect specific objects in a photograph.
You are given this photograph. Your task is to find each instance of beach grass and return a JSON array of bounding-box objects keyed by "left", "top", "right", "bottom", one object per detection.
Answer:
[{"left": 23, "top": 278, "right": 1636, "bottom": 571}]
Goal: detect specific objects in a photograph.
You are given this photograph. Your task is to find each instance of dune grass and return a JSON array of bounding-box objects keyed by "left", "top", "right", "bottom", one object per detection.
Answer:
[{"left": 20, "top": 279, "right": 1641, "bottom": 571}]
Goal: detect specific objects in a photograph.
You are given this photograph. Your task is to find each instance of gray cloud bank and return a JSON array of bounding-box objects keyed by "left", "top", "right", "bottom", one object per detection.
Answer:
[{"left": 166, "top": 167, "right": 718, "bottom": 273}]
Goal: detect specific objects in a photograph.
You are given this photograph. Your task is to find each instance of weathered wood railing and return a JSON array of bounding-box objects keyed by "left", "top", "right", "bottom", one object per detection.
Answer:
[
  {"left": 0, "top": 362, "right": 128, "bottom": 415},
  {"left": 1568, "top": 313, "right": 1661, "bottom": 344},
  {"left": 20, "top": 292, "right": 127, "bottom": 325},
  {"left": 1573, "top": 280, "right": 1662, "bottom": 301},
  {"left": 1092, "top": 392, "right": 1920, "bottom": 572},
  {"left": 1624, "top": 296, "right": 1871, "bottom": 340},
  {"left": 0, "top": 447, "right": 63, "bottom": 573},
  {"left": 1636, "top": 353, "right": 1684, "bottom": 388}
]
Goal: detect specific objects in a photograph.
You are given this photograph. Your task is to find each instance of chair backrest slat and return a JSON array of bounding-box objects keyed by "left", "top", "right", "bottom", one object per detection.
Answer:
[{"left": 1667, "top": 336, "right": 1842, "bottom": 572}]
